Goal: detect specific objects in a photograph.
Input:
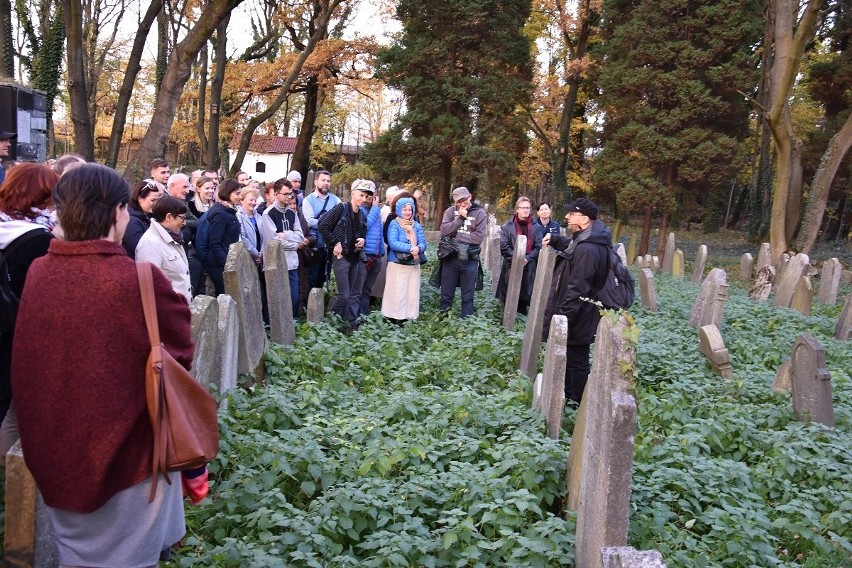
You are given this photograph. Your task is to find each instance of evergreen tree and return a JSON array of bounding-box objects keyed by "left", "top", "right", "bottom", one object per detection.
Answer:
[
  {"left": 365, "top": 0, "right": 533, "bottom": 223},
  {"left": 593, "top": 0, "right": 762, "bottom": 253}
]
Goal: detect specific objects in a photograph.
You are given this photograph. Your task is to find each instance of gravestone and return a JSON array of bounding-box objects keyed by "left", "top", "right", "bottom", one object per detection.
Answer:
[
  {"left": 643, "top": 254, "right": 653, "bottom": 272},
  {"left": 626, "top": 234, "right": 637, "bottom": 267},
  {"left": 531, "top": 374, "right": 542, "bottom": 409},
  {"left": 740, "top": 253, "right": 754, "bottom": 280},
  {"left": 263, "top": 240, "right": 295, "bottom": 345},
  {"left": 691, "top": 245, "right": 708, "bottom": 284},
  {"left": 612, "top": 220, "right": 622, "bottom": 244},
  {"left": 790, "top": 276, "right": 813, "bottom": 316},
  {"left": 652, "top": 256, "right": 660, "bottom": 270},
  {"left": 816, "top": 258, "right": 841, "bottom": 305},
  {"left": 531, "top": 315, "right": 567, "bottom": 440},
  {"left": 671, "top": 249, "right": 684, "bottom": 278},
  {"left": 835, "top": 294, "right": 851, "bottom": 340},
  {"left": 662, "top": 232, "right": 676, "bottom": 274},
  {"left": 307, "top": 288, "right": 325, "bottom": 323},
  {"left": 772, "top": 253, "right": 791, "bottom": 293},
  {"left": 214, "top": 294, "right": 239, "bottom": 404},
  {"left": 841, "top": 270, "right": 852, "bottom": 285},
  {"left": 223, "top": 241, "right": 267, "bottom": 378},
  {"left": 749, "top": 265, "right": 776, "bottom": 300},
  {"left": 790, "top": 334, "right": 834, "bottom": 427},
  {"left": 755, "top": 242, "right": 771, "bottom": 273},
  {"left": 615, "top": 242, "right": 627, "bottom": 266},
  {"left": 601, "top": 547, "right": 667, "bottom": 568},
  {"left": 698, "top": 324, "right": 732, "bottom": 379},
  {"left": 688, "top": 268, "right": 728, "bottom": 329},
  {"left": 771, "top": 358, "right": 792, "bottom": 394},
  {"left": 773, "top": 253, "right": 810, "bottom": 308},
  {"left": 189, "top": 295, "right": 219, "bottom": 388},
  {"left": 502, "top": 234, "right": 527, "bottom": 331},
  {"left": 566, "top": 315, "right": 634, "bottom": 511},
  {"left": 638, "top": 268, "right": 658, "bottom": 312},
  {"left": 520, "top": 246, "right": 556, "bottom": 378},
  {"left": 5, "top": 441, "right": 58, "bottom": 568},
  {"left": 488, "top": 227, "right": 502, "bottom": 296},
  {"left": 634, "top": 256, "right": 643, "bottom": 268}
]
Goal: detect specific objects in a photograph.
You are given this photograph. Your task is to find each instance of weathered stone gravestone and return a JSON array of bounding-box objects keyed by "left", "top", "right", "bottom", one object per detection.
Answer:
[
  {"left": 638, "top": 268, "right": 658, "bottom": 312},
  {"left": 662, "top": 232, "right": 676, "bottom": 275},
  {"left": 643, "top": 254, "right": 653, "bottom": 271},
  {"left": 502, "top": 234, "right": 527, "bottom": 331},
  {"left": 691, "top": 245, "right": 708, "bottom": 284},
  {"left": 790, "top": 276, "right": 813, "bottom": 316},
  {"left": 263, "top": 240, "right": 295, "bottom": 346},
  {"left": 307, "top": 288, "right": 325, "bottom": 323},
  {"left": 816, "top": 258, "right": 842, "bottom": 305},
  {"left": 749, "top": 265, "right": 776, "bottom": 300},
  {"left": 772, "top": 253, "right": 792, "bottom": 293},
  {"left": 223, "top": 241, "right": 267, "bottom": 378},
  {"left": 698, "top": 324, "right": 732, "bottom": 379},
  {"left": 5, "top": 441, "right": 59, "bottom": 568},
  {"left": 740, "top": 253, "right": 754, "bottom": 280},
  {"left": 652, "top": 256, "right": 660, "bottom": 270},
  {"left": 531, "top": 315, "right": 567, "bottom": 440},
  {"left": 634, "top": 256, "right": 643, "bottom": 268},
  {"left": 566, "top": 315, "right": 634, "bottom": 512},
  {"left": 626, "top": 234, "right": 637, "bottom": 267},
  {"left": 755, "top": 242, "right": 772, "bottom": 273},
  {"left": 773, "top": 253, "right": 810, "bottom": 308},
  {"left": 601, "top": 547, "right": 667, "bottom": 568},
  {"left": 214, "top": 294, "right": 239, "bottom": 404},
  {"left": 836, "top": 294, "right": 851, "bottom": 340},
  {"left": 841, "top": 270, "right": 852, "bottom": 286},
  {"left": 615, "top": 242, "right": 628, "bottom": 266},
  {"left": 688, "top": 268, "right": 728, "bottom": 329},
  {"left": 190, "top": 295, "right": 219, "bottom": 387},
  {"left": 671, "top": 249, "right": 684, "bottom": 278},
  {"left": 487, "top": 227, "right": 502, "bottom": 296},
  {"left": 790, "top": 334, "right": 834, "bottom": 427},
  {"left": 520, "top": 245, "right": 556, "bottom": 379},
  {"left": 771, "top": 358, "right": 792, "bottom": 394}
]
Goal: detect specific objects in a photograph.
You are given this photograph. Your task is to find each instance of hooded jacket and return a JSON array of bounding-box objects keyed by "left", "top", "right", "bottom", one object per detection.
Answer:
[
  {"left": 543, "top": 218, "right": 612, "bottom": 345},
  {"left": 122, "top": 206, "right": 151, "bottom": 259},
  {"left": 387, "top": 197, "right": 427, "bottom": 263}
]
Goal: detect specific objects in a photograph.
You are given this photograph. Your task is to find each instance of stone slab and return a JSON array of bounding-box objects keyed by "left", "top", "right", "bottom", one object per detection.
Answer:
[
  {"left": 263, "top": 240, "right": 295, "bottom": 345},
  {"left": 740, "top": 253, "right": 754, "bottom": 281},
  {"left": 749, "top": 265, "right": 775, "bottom": 301},
  {"left": 502, "top": 234, "right": 527, "bottom": 331},
  {"left": 601, "top": 547, "right": 667, "bottom": 568},
  {"left": 536, "top": 315, "right": 567, "bottom": 440},
  {"left": 487, "top": 229, "right": 502, "bottom": 296},
  {"left": 223, "top": 241, "right": 267, "bottom": 378},
  {"left": 671, "top": 249, "right": 684, "bottom": 278},
  {"left": 214, "top": 294, "right": 239, "bottom": 405},
  {"left": 790, "top": 334, "right": 834, "bottom": 427},
  {"left": 836, "top": 294, "right": 851, "bottom": 340},
  {"left": 307, "top": 288, "right": 325, "bottom": 323},
  {"left": 691, "top": 245, "right": 707, "bottom": 284},
  {"left": 699, "top": 324, "right": 732, "bottom": 379},
  {"left": 189, "top": 295, "right": 219, "bottom": 388},
  {"left": 638, "top": 268, "right": 658, "bottom": 312},
  {"left": 790, "top": 275, "right": 813, "bottom": 316},
  {"left": 771, "top": 358, "right": 792, "bottom": 394},
  {"left": 688, "top": 268, "right": 728, "bottom": 329},
  {"left": 520, "top": 245, "right": 556, "bottom": 379},
  {"left": 816, "top": 258, "right": 841, "bottom": 305},
  {"left": 755, "top": 242, "right": 771, "bottom": 273},
  {"left": 773, "top": 253, "right": 810, "bottom": 308},
  {"left": 662, "top": 232, "right": 675, "bottom": 275}
]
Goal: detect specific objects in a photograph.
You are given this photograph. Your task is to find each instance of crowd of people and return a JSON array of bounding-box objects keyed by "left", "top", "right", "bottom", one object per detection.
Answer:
[{"left": 0, "top": 139, "right": 614, "bottom": 565}]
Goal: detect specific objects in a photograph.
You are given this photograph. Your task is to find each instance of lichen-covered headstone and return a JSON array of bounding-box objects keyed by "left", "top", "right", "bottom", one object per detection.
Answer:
[
  {"left": 698, "top": 324, "right": 732, "bottom": 379},
  {"left": 790, "top": 276, "right": 813, "bottom": 316},
  {"left": 638, "top": 268, "right": 658, "bottom": 312},
  {"left": 520, "top": 245, "right": 556, "bottom": 379},
  {"left": 224, "top": 241, "right": 267, "bottom": 378},
  {"left": 189, "top": 295, "right": 219, "bottom": 388},
  {"left": 691, "top": 245, "right": 708, "bottom": 284},
  {"left": 662, "top": 232, "right": 676, "bottom": 275},
  {"left": 740, "top": 253, "right": 754, "bottom": 281},
  {"left": 816, "top": 258, "right": 842, "bottom": 305},
  {"left": 263, "top": 240, "right": 295, "bottom": 345},
  {"left": 773, "top": 253, "right": 810, "bottom": 309},
  {"left": 689, "top": 268, "right": 728, "bottom": 329},
  {"left": 532, "top": 315, "right": 566, "bottom": 440},
  {"left": 502, "top": 234, "right": 527, "bottom": 331},
  {"left": 790, "top": 334, "right": 834, "bottom": 427},
  {"left": 671, "top": 249, "right": 684, "bottom": 278}
]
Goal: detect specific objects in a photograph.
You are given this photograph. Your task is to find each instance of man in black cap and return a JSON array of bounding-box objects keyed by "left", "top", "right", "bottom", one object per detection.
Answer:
[
  {"left": 542, "top": 197, "right": 612, "bottom": 404},
  {"left": 0, "top": 130, "right": 16, "bottom": 186}
]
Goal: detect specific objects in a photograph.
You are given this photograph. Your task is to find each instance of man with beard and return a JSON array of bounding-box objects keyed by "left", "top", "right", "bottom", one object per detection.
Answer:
[
  {"left": 301, "top": 170, "right": 340, "bottom": 289},
  {"left": 439, "top": 187, "right": 487, "bottom": 318}
]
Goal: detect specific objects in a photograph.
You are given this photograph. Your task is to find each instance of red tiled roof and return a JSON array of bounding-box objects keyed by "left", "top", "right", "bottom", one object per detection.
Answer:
[{"left": 229, "top": 134, "right": 297, "bottom": 154}]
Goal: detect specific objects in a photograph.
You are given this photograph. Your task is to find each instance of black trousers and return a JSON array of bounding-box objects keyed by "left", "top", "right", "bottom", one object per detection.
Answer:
[{"left": 565, "top": 343, "right": 591, "bottom": 403}]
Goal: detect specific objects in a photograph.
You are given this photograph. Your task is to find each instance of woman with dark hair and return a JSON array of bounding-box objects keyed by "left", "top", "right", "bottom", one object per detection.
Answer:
[
  {"left": 11, "top": 163, "right": 193, "bottom": 567},
  {"left": 0, "top": 163, "right": 58, "bottom": 457},
  {"left": 533, "top": 201, "right": 561, "bottom": 237},
  {"left": 122, "top": 180, "right": 162, "bottom": 259},
  {"left": 136, "top": 195, "right": 192, "bottom": 302},
  {"left": 204, "top": 178, "right": 242, "bottom": 295}
]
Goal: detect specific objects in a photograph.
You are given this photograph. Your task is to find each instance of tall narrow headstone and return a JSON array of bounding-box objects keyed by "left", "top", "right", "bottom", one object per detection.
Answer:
[
  {"left": 520, "top": 246, "right": 556, "bottom": 378},
  {"left": 643, "top": 254, "right": 653, "bottom": 272},
  {"left": 816, "top": 258, "right": 842, "bottom": 305},
  {"left": 487, "top": 227, "right": 502, "bottom": 296},
  {"left": 638, "top": 268, "right": 658, "bottom": 312},
  {"left": 841, "top": 270, "right": 852, "bottom": 285},
  {"left": 223, "top": 241, "right": 267, "bottom": 378},
  {"left": 190, "top": 295, "right": 220, "bottom": 387},
  {"left": 661, "top": 232, "right": 676, "bottom": 274},
  {"left": 601, "top": 547, "right": 667, "bottom": 568},
  {"left": 790, "top": 334, "right": 834, "bottom": 427},
  {"left": 502, "top": 234, "right": 527, "bottom": 331},
  {"left": 566, "top": 315, "right": 634, "bottom": 511},
  {"left": 614, "top": 242, "right": 628, "bottom": 266},
  {"left": 688, "top": 268, "right": 728, "bottom": 329},
  {"left": 698, "top": 324, "right": 732, "bottom": 378},
  {"left": 790, "top": 276, "right": 813, "bottom": 316},
  {"left": 214, "top": 294, "right": 239, "bottom": 402},
  {"left": 263, "top": 240, "right": 295, "bottom": 345},
  {"left": 740, "top": 253, "right": 754, "bottom": 280},
  {"left": 532, "top": 315, "right": 567, "bottom": 440},
  {"left": 307, "top": 288, "right": 325, "bottom": 323},
  {"left": 634, "top": 256, "right": 643, "bottom": 268},
  {"left": 835, "top": 294, "right": 851, "bottom": 340},
  {"left": 611, "top": 220, "right": 622, "bottom": 245},
  {"left": 671, "top": 249, "right": 684, "bottom": 278},
  {"left": 626, "top": 234, "right": 637, "bottom": 267},
  {"left": 755, "top": 242, "right": 772, "bottom": 273},
  {"left": 773, "top": 253, "right": 810, "bottom": 308},
  {"left": 772, "top": 253, "right": 792, "bottom": 293},
  {"left": 691, "top": 244, "right": 708, "bottom": 284},
  {"left": 5, "top": 441, "right": 58, "bottom": 568},
  {"left": 749, "top": 265, "right": 776, "bottom": 300},
  {"left": 771, "top": 358, "right": 792, "bottom": 394}
]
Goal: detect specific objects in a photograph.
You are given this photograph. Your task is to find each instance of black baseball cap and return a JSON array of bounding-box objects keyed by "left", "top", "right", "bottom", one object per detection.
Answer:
[
  {"left": 0, "top": 130, "right": 16, "bottom": 140},
  {"left": 566, "top": 198, "right": 598, "bottom": 220}
]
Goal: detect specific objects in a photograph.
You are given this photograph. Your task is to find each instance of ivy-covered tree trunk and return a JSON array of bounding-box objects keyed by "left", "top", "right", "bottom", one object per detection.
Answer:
[
  {"left": 63, "top": 0, "right": 94, "bottom": 160},
  {"left": 195, "top": 42, "right": 209, "bottom": 160},
  {"left": 205, "top": 16, "right": 228, "bottom": 169},
  {"left": 0, "top": 0, "right": 13, "bottom": 77}
]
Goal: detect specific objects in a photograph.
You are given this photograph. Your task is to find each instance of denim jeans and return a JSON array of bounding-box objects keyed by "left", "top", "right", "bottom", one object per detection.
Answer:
[
  {"left": 358, "top": 254, "right": 383, "bottom": 316},
  {"left": 439, "top": 256, "right": 479, "bottom": 318},
  {"left": 331, "top": 254, "right": 365, "bottom": 326}
]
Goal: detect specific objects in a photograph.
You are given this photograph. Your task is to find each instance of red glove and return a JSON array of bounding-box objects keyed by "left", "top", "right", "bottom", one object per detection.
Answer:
[{"left": 181, "top": 468, "right": 209, "bottom": 505}]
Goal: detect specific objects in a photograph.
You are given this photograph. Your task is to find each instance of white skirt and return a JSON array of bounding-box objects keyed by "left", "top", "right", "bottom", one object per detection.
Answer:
[{"left": 382, "top": 262, "right": 421, "bottom": 320}]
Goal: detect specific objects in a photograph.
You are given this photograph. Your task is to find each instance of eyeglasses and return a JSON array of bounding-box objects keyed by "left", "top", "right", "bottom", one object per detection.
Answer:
[
  {"left": 176, "top": 214, "right": 187, "bottom": 220},
  {"left": 278, "top": 192, "right": 293, "bottom": 197}
]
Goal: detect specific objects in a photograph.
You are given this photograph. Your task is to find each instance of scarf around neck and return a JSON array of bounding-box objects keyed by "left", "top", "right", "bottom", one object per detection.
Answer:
[
  {"left": 513, "top": 214, "right": 533, "bottom": 254},
  {"left": 396, "top": 216, "right": 417, "bottom": 246}
]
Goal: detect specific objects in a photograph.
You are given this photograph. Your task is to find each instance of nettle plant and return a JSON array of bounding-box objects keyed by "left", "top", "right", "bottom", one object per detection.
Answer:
[{"left": 172, "top": 272, "right": 850, "bottom": 567}]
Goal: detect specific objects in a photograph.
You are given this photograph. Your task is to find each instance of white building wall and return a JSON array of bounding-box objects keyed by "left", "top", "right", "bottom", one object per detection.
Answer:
[{"left": 227, "top": 151, "right": 293, "bottom": 182}]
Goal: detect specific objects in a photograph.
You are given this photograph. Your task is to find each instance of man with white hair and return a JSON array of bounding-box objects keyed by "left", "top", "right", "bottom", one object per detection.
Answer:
[{"left": 166, "top": 173, "right": 203, "bottom": 296}]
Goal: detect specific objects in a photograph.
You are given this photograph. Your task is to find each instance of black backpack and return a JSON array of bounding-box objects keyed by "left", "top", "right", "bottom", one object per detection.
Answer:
[
  {"left": 0, "top": 229, "right": 49, "bottom": 332},
  {"left": 593, "top": 244, "right": 636, "bottom": 309}
]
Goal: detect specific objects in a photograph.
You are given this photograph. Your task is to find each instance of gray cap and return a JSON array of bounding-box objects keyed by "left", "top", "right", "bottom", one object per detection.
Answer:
[{"left": 452, "top": 186, "right": 471, "bottom": 202}]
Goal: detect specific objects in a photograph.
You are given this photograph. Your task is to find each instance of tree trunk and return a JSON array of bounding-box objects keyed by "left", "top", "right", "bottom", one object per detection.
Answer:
[
  {"left": 435, "top": 154, "right": 452, "bottom": 230},
  {"left": 64, "top": 0, "right": 95, "bottom": 160},
  {"left": 122, "top": 0, "right": 245, "bottom": 182},
  {"left": 205, "top": 15, "right": 228, "bottom": 169},
  {"left": 155, "top": 10, "right": 168, "bottom": 96},
  {"left": 195, "top": 42, "right": 209, "bottom": 160},
  {"left": 228, "top": 0, "right": 339, "bottom": 175},
  {"left": 105, "top": 0, "right": 162, "bottom": 168},
  {"left": 797, "top": 110, "right": 852, "bottom": 253},
  {"left": 0, "top": 0, "right": 13, "bottom": 77},
  {"left": 290, "top": 75, "right": 321, "bottom": 175},
  {"left": 639, "top": 206, "right": 652, "bottom": 256},
  {"left": 785, "top": 138, "right": 803, "bottom": 244},
  {"left": 656, "top": 212, "right": 669, "bottom": 262}
]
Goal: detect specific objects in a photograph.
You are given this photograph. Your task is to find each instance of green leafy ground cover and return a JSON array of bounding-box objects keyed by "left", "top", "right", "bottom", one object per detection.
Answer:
[{"left": 171, "top": 268, "right": 851, "bottom": 567}]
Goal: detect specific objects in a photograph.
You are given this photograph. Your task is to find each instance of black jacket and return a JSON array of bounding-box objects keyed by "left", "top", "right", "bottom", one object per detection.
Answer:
[
  {"left": 122, "top": 206, "right": 151, "bottom": 259},
  {"left": 543, "top": 219, "right": 612, "bottom": 345},
  {"left": 205, "top": 203, "right": 240, "bottom": 268},
  {"left": 318, "top": 202, "right": 366, "bottom": 257},
  {"left": 495, "top": 219, "right": 543, "bottom": 304}
]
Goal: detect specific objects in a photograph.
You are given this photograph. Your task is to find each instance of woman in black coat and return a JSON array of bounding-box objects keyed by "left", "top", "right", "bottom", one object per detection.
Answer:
[
  {"left": 122, "top": 180, "right": 161, "bottom": 259},
  {"left": 204, "top": 178, "right": 242, "bottom": 295}
]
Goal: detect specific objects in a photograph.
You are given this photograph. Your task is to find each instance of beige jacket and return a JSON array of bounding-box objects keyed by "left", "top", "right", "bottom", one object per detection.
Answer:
[{"left": 136, "top": 220, "right": 192, "bottom": 303}]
